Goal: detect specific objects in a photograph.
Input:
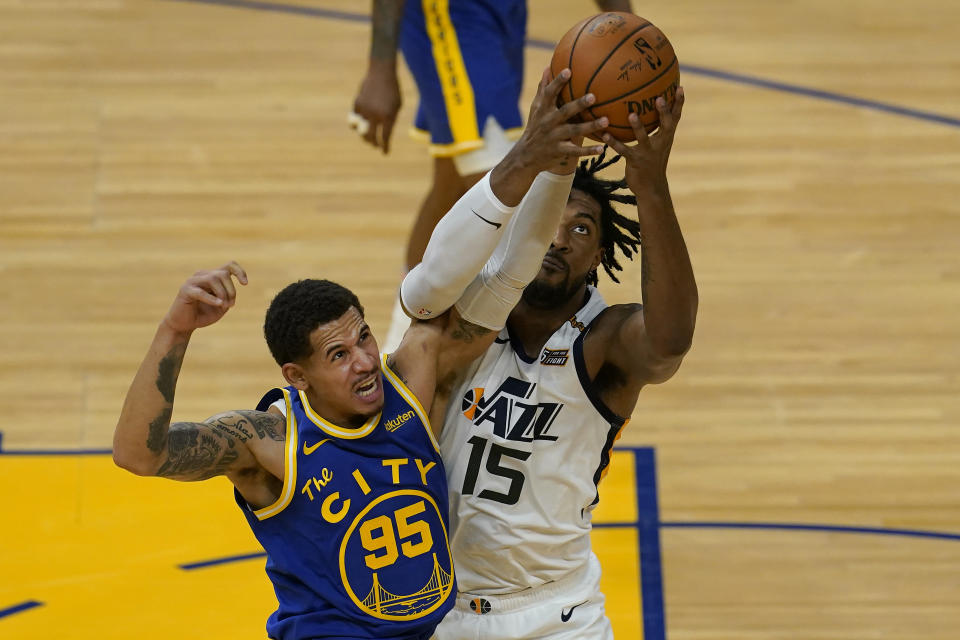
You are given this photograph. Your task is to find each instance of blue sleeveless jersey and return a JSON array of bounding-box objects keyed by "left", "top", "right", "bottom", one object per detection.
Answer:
[{"left": 238, "top": 356, "right": 455, "bottom": 640}]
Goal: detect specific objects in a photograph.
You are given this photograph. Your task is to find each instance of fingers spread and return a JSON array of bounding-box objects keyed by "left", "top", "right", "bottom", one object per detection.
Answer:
[
  {"left": 541, "top": 67, "right": 571, "bottom": 104},
  {"left": 557, "top": 91, "right": 596, "bottom": 123},
  {"left": 601, "top": 132, "right": 631, "bottom": 156},
  {"left": 628, "top": 112, "right": 653, "bottom": 149}
]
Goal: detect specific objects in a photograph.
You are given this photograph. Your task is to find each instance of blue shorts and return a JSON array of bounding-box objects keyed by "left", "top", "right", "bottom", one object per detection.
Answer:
[{"left": 400, "top": 0, "right": 526, "bottom": 157}]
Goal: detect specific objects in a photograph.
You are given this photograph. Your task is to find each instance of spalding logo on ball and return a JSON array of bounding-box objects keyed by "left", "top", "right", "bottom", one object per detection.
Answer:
[{"left": 551, "top": 12, "right": 679, "bottom": 140}]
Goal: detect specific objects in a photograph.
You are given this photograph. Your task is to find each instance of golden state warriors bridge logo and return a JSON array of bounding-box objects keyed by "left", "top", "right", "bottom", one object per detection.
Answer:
[{"left": 339, "top": 489, "right": 453, "bottom": 620}]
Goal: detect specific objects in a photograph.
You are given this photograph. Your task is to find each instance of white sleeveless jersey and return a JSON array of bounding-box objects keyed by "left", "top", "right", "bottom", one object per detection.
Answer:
[{"left": 439, "top": 287, "right": 627, "bottom": 595}]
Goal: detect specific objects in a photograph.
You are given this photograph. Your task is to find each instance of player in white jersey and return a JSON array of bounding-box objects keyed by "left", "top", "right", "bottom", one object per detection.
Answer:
[{"left": 428, "top": 92, "right": 697, "bottom": 638}]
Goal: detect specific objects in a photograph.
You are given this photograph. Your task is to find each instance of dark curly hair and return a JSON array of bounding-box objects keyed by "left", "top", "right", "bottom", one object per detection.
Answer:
[
  {"left": 571, "top": 149, "right": 641, "bottom": 286},
  {"left": 263, "top": 279, "right": 364, "bottom": 366}
]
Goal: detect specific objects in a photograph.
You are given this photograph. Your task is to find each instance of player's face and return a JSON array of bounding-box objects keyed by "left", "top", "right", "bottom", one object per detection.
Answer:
[
  {"left": 523, "top": 189, "right": 603, "bottom": 308},
  {"left": 296, "top": 306, "right": 383, "bottom": 427}
]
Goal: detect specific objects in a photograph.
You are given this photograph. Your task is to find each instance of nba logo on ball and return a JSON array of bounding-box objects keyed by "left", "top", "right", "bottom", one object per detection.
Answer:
[{"left": 470, "top": 598, "right": 492, "bottom": 615}]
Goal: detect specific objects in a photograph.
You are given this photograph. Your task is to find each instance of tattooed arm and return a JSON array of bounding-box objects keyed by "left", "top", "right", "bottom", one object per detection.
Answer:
[{"left": 112, "top": 263, "right": 280, "bottom": 481}]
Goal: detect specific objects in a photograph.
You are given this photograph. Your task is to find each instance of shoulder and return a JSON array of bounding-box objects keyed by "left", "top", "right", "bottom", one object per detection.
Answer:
[
  {"left": 387, "top": 319, "right": 443, "bottom": 380},
  {"left": 586, "top": 303, "right": 644, "bottom": 341},
  {"left": 581, "top": 303, "right": 647, "bottom": 380}
]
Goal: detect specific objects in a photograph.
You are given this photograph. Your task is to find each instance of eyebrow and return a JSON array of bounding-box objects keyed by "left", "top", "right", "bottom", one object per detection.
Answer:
[
  {"left": 323, "top": 342, "right": 344, "bottom": 358},
  {"left": 572, "top": 211, "right": 599, "bottom": 225},
  {"left": 322, "top": 323, "right": 370, "bottom": 358}
]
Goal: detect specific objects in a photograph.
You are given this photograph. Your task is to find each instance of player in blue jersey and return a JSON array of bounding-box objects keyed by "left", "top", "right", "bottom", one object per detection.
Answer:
[
  {"left": 113, "top": 69, "right": 610, "bottom": 640},
  {"left": 350, "top": 0, "right": 634, "bottom": 349}
]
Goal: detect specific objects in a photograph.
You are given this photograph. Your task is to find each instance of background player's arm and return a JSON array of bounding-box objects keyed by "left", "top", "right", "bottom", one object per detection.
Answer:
[
  {"left": 352, "top": 0, "right": 405, "bottom": 153},
  {"left": 602, "top": 91, "right": 698, "bottom": 386},
  {"left": 112, "top": 263, "right": 278, "bottom": 481}
]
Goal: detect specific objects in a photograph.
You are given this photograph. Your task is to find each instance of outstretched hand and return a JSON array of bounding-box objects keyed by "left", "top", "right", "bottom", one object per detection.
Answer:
[
  {"left": 602, "top": 87, "right": 685, "bottom": 196},
  {"left": 511, "top": 67, "right": 610, "bottom": 176},
  {"left": 163, "top": 262, "right": 248, "bottom": 334}
]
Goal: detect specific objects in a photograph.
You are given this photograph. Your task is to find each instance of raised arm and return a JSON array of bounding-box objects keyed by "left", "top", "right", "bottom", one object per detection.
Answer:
[
  {"left": 397, "top": 68, "right": 606, "bottom": 327},
  {"left": 351, "top": 0, "right": 406, "bottom": 153},
  {"left": 602, "top": 88, "right": 698, "bottom": 385},
  {"left": 395, "top": 70, "right": 611, "bottom": 421},
  {"left": 112, "top": 263, "right": 281, "bottom": 481}
]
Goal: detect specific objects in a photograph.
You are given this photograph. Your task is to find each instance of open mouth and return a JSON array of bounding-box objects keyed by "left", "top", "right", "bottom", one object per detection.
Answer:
[{"left": 355, "top": 376, "right": 379, "bottom": 399}]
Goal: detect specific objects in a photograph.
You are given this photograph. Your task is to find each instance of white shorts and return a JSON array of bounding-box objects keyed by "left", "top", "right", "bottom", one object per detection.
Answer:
[{"left": 432, "top": 553, "right": 613, "bottom": 640}]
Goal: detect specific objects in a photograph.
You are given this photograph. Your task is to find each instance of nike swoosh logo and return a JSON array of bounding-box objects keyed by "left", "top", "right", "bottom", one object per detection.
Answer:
[
  {"left": 560, "top": 600, "right": 588, "bottom": 622},
  {"left": 471, "top": 209, "right": 502, "bottom": 229},
  {"left": 303, "top": 439, "right": 328, "bottom": 456}
]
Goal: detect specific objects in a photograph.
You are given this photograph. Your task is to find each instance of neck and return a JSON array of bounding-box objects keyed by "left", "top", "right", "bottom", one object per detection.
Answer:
[
  {"left": 303, "top": 390, "right": 374, "bottom": 430},
  {"left": 507, "top": 285, "right": 590, "bottom": 357}
]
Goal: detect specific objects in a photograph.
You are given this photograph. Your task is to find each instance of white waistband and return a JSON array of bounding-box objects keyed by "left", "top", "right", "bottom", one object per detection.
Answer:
[{"left": 453, "top": 556, "right": 597, "bottom": 614}]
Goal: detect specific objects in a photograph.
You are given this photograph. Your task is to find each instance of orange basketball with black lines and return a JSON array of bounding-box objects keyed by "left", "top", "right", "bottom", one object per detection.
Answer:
[{"left": 550, "top": 12, "right": 679, "bottom": 140}]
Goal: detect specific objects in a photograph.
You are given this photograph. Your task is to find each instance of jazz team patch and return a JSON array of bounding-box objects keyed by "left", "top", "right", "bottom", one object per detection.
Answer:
[
  {"left": 540, "top": 348, "right": 569, "bottom": 366},
  {"left": 470, "top": 598, "right": 491, "bottom": 615}
]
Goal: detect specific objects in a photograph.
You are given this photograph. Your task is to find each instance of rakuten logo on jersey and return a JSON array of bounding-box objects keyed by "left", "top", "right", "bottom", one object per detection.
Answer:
[{"left": 460, "top": 377, "right": 562, "bottom": 442}]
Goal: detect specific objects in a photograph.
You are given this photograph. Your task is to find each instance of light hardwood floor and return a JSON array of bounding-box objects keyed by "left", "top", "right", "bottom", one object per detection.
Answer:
[{"left": 1, "top": 1, "right": 958, "bottom": 638}]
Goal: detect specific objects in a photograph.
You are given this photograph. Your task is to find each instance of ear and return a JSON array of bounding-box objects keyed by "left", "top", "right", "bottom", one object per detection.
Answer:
[
  {"left": 281, "top": 363, "right": 309, "bottom": 390},
  {"left": 589, "top": 248, "right": 603, "bottom": 273}
]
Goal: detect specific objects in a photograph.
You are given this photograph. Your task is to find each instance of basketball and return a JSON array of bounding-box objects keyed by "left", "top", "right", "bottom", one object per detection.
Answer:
[{"left": 551, "top": 12, "right": 679, "bottom": 140}]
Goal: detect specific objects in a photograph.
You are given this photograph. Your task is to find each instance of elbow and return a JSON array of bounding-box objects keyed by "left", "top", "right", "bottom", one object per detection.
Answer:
[
  {"left": 648, "top": 330, "right": 695, "bottom": 378},
  {"left": 112, "top": 437, "right": 157, "bottom": 477},
  {"left": 658, "top": 326, "right": 695, "bottom": 360}
]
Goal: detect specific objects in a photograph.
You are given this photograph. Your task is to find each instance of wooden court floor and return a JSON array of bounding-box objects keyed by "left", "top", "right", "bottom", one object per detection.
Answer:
[{"left": 1, "top": 1, "right": 959, "bottom": 638}]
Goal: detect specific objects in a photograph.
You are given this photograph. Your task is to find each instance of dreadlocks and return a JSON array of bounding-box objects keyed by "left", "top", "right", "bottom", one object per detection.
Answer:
[{"left": 571, "top": 149, "right": 641, "bottom": 286}]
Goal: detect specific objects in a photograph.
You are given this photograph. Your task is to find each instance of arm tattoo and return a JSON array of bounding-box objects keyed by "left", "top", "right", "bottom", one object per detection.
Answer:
[
  {"left": 156, "top": 344, "right": 185, "bottom": 403},
  {"left": 156, "top": 423, "right": 238, "bottom": 480},
  {"left": 450, "top": 317, "right": 492, "bottom": 344},
  {"left": 147, "top": 343, "right": 187, "bottom": 453},
  {"left": 147, "top": 407, "right": 172, "bottom": 454},
  {"left": 235, "top": 410, "right": 285, "bottom": 442},
  {"left": 371, "top": 0, "right": 403, "bottom": 61},
  {"left": 207, "top": 414, "right": 255, "bottom": 445}
]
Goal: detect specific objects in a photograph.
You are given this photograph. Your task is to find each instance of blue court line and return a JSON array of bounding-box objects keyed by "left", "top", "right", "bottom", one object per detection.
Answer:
[
  {"left": 0, "top": 430, "right": 113, "bottom": 456},
  {"left": 164, "top": 0, "right": 368, "bottom": 22},
  {"left": 660, "top": 521, "right": 960, "bottom": 542},
  {"left": 176, "top": 521, "right": 960, "bottom": 571},
  {"left": 634, "top": 447, "right": 666, "bottom": 640},
  {"left": 163, "top": 0, "right": 960, "bottom": 129},
  {"left": 0, "top": 448, "right": 112, "bottom": 456},
  {"left": 0, "top": 600, "right": 43, "bottom": 619},
  {"left": 180, "top": 551, "right": 267, "bottom": 570}
]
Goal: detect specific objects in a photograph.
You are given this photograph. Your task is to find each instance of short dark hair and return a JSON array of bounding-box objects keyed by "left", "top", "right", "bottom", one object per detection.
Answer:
[
  {"left": 572, "top": 150, "right": 641, "bottom": 286},
  {"left": 263, "top": 279, "right": 364, "bottom": 365}
]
